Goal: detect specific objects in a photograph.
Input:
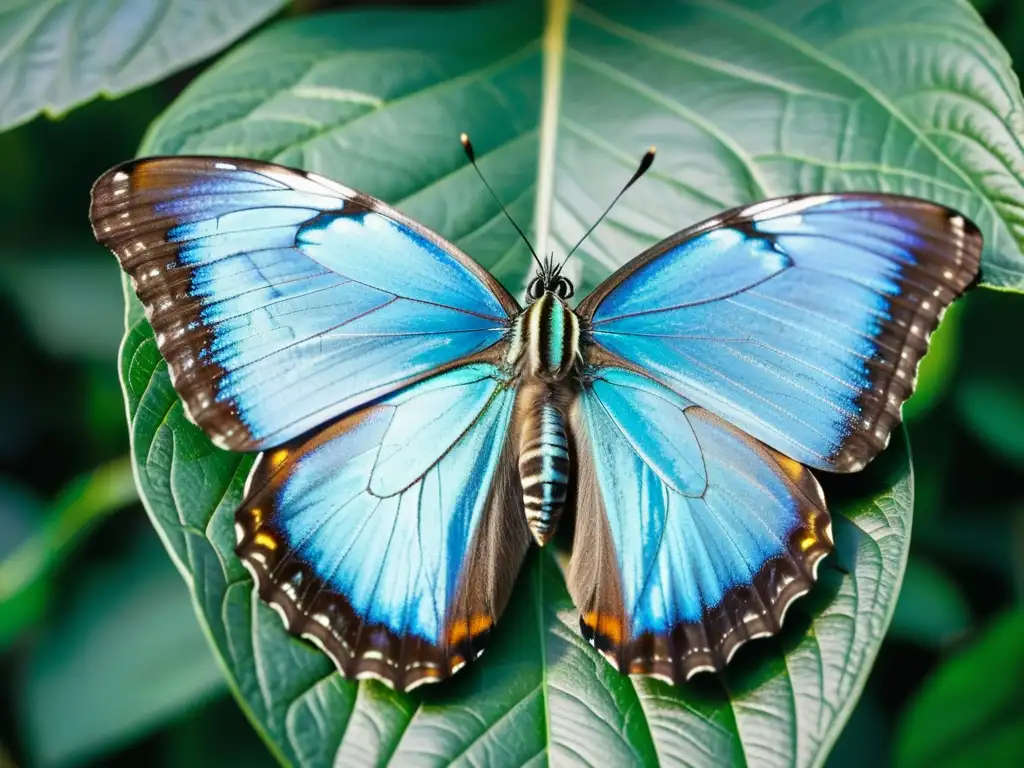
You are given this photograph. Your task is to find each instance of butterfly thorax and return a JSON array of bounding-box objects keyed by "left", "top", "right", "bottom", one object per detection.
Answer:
[{"left": 510, "top": 290, "right": 581, "bottom": 383}]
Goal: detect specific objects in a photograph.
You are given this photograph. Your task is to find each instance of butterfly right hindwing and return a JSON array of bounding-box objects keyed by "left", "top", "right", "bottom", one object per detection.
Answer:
[{"left": 567, "top": 367, "right": 832, "bottom": 682}]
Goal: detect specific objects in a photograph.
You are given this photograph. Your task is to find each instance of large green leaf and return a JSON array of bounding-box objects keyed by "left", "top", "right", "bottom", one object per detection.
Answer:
[
  {"left": 0, "top": 457, "right": 137, "bottom": 649},
  {"left": 888, "top": 555, "right": 972, "bottom": 648},
  {"left": 0, "top": 0, "right": 287, "bottom": 132},
  {"left": 895, "top": 610, "right": 1024, "bottom": 768},
  {"left": 114, "top": 0, "right": 1024, "bottom": 764},
  {"left": 20, "top": 534, "right": 226, "bottom": 766}
]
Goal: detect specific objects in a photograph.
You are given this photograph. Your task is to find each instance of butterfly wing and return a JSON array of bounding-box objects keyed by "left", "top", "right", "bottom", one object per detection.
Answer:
[
  {"left": 568, "top": 368, "right": 831, "bottom": 682},
  {"left": 577, "top": 194, "right": 981, "bottom": 472},
  {"left": 236, "top": 363, "right": 530, "bottom": 690},
  {"left": 90, "top": 156, "right": 519, "bottom": 452}
]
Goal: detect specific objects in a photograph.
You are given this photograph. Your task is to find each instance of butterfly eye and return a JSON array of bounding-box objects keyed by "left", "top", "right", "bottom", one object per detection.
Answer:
[
  {"left": 554, "top": 277, "right": 574, "bottom": 300},
  {"left": 527, "top": 277, "right": 545, "bottom": 301}
]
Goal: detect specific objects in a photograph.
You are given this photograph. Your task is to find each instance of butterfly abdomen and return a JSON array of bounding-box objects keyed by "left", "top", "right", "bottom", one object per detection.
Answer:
[{"left": 519, "top": 400, "right": 570, "bottom": 546}]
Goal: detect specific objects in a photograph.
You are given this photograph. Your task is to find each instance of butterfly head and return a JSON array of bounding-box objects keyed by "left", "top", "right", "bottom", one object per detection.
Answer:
[{"left": 526, "top": 258, "right": 574, "bottom": 303}]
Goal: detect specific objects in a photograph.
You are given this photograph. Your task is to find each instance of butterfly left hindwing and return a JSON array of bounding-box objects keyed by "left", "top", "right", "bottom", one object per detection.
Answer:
[{"left": 236, "top": 363, "right": 531, "bottom": 690}]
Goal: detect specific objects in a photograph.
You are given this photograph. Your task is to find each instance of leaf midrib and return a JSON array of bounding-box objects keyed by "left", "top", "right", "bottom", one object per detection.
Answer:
[{"left": 532, "top": 0, "right": 571, "bottom": 264}]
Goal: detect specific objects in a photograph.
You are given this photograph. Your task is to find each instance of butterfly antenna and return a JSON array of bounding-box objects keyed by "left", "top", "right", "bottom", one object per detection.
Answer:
[
  {"left": 461, "top": 133, "right": 545, "bottom": 275},
  {"left": 555, "top": 146, "right": 656, "bottom": 275}
]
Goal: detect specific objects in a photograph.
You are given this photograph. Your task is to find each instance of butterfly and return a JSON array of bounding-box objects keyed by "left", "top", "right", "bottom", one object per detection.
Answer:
[{"left": 89, "top": 138, "right": 981, "bottom": 692}]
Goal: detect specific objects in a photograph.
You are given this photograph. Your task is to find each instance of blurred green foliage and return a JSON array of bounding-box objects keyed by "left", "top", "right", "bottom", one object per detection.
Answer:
[{"left": 0, "top": 0, "right": 1023, "bottom": 766}]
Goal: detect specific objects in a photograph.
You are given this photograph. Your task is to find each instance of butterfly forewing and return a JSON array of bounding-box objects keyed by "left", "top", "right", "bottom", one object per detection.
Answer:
[
  {"left": 578, "top": 193, "right": 982, "bottom": 473},
  {"left": 89, "top": 156, "right": 518, "bottom": 452}
]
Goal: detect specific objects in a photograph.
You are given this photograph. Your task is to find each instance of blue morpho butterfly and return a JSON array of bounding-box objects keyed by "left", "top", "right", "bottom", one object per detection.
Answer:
[{"left": 90, "top": 135, "right": 981, "bottom": 692}]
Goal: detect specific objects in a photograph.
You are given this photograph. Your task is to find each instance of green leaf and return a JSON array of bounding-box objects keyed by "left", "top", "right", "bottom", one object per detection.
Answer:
[
  {"left": 20, "top": 533, "right": 227, "bottom": 767},
  {"left": 895, "top": 610, "right": 1024, "bottom": 768},
  {"left": 0, "top": 457, "right": 137, "bottom": 647},
  {"left": 116, "top": 0, "right": 1024, "bottom": 763},
  {"left": 0, "top": 477, "right": 43, "bottom": 649},
  {"left": 888, "top": 555, "right": 972, "bottom": 648},
  {"left": 0, "top": 252, "right": 125, "bottom": 361},
  {"left": 0, "top": 0, "right": 287, "bottom": 132},
  {"left": 956, "top": 376, "right": 1024, "bottom": 466}
]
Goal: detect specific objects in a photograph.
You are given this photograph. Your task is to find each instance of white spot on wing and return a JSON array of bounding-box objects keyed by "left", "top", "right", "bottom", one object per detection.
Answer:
[
  {"left": 355, "top": 670, "right": 396, "bottom": 689},
  {"left": 405, "top": 675, "right": 439, "bottom": 692},
  {"left": 747, "top": 195, "right": 835, "bottom": 220}
]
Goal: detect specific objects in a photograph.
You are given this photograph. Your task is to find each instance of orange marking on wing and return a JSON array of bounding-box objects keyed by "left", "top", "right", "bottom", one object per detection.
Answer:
[
  {"left": 448, "top": 614, "right": 493, "bottom": 647},
  {"left": 774, "top": 454, "right": 805, "bottom": 483},
  {"left": 583, "top": 611, "right": 623, "bottom": 645},
  {"left": 799, "top": 509, "right": 820, "bottom": 551},
  {"left": 269, "top": 448, "right": 290, "bottom": 469},
  {"left": 130, "top": 162, "right": 167, "bottom": 192},
  {"left": 253, "top": 532, "right": 278, "bottom": 551},
  {"left": 249, "top": 507, "right": 263, "bottom": 527}
]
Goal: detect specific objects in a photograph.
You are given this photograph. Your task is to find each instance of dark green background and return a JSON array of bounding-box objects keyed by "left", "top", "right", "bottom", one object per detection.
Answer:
[{"left": 1, "top": 0, "right": 1022, "bottom": 766}]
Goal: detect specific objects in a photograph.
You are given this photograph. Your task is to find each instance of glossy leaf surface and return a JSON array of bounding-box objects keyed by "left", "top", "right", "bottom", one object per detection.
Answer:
[{"left": 0, "top": 0, "right": 286, "bottom": 131}]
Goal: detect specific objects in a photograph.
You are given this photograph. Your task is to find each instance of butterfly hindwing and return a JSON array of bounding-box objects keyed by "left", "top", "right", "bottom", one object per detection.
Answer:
[
  {"left": 568, "top": 368, "right": 832, "bottom": 682},
  {"left": 90, "top": 156, "right": 519, "bottom": 452},
  {"left": 578, "top": 194, "right": 982, "bottom": 472},
  {"left": 235, "top": 363, "right": 531, "bottom": 691}
]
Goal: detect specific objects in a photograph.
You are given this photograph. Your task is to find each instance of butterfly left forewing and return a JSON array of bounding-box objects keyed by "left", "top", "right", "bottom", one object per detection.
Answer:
[
  {"left": 236, "top": 363, "right": 530, "bottom": 691},
  {"left": 567, "top": 368, "right": 831, "bottom": 682},
  {"left": 90, "top": 156, "right": 519, "bottom": 453}
]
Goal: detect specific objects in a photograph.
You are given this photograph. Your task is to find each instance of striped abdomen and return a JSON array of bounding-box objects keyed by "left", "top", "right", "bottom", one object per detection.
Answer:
[{"left": 519, "top": 402, "right": 570, "bottom": 546}]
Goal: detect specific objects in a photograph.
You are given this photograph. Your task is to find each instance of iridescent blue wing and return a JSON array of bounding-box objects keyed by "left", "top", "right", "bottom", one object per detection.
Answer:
[
  {"left": 577, "top": 194, "right": 981, "bottom": 472},
  {"left": 236, "top": 363, "right": 530, "bottom": 691},
  {"left": 568, "top": 368, "right": 831, "bottom": 682},
  {"left": 90, "top": 156, "right": 518, "bottom": 452}
]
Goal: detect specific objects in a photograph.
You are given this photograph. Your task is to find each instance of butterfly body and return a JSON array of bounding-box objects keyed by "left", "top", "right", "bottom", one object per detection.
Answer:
[
  {"left": 90, "top": 155, "right": 982, "bottom": 692},
  {"left": 505, "top": 286, "right": 581, "bottom": 544}
]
